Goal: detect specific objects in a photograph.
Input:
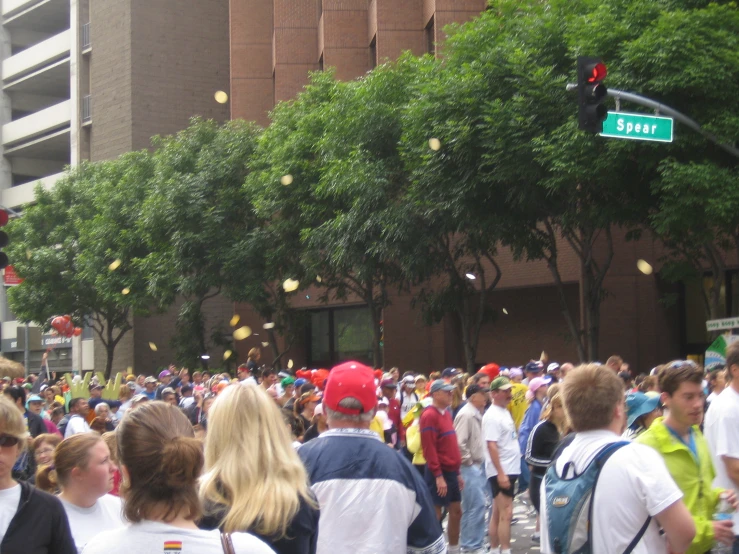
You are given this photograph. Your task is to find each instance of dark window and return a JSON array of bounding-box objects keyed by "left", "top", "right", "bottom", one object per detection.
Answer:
[
  {"left": 426, "top": 16, "right": 436, "bottom": 55},
  {"left": 682, "top": 270, "right": 739, "bottom": 358},
  {"left": 306, "top": 306, "right": 373, "bottom": 367},
  {"left": 369, "top": 36, "right": 377, "bottom": 69}
]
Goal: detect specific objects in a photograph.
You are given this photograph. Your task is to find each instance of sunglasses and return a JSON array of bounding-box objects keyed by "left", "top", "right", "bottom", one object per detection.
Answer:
[{"left": 0, "top": 435, "right": 20, "bottom": 447}]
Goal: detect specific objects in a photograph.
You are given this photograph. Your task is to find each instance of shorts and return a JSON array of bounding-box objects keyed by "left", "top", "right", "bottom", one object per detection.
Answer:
[
  {"left": 489, "top": 474, "right": 518, "bottom": 498},
  {"left": 424, "top": 468, "right": 462, "bottom": 506}
]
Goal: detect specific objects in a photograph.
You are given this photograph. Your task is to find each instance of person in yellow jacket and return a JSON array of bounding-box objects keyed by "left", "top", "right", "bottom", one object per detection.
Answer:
[
  {"left": 636, "top": 361, "right": 738, "bottom": 554},
  {"left": 506, "top": 367, "right": 528, "bottom": 430},
  {"left": 405, "top": 398, "right": 432, "bottom": 474}
]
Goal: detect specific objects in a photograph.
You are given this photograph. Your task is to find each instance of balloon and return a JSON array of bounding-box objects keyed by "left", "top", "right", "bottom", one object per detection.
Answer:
[
  {"left": 73, "top": 327, "right": 82, "bottom": 337},
  {"left": 62, "top": 315, "right": 71, "bottom": 324},
  {"left": 51, "top": 316, "right": 65, "bottom": 332},
  {"left": 295, "top": 369, "right": 311, "bottom": 380}
]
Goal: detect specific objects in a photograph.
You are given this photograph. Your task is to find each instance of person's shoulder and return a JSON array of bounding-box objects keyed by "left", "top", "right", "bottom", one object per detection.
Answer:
[
  {"left": 230, "top": 531, "right": 276, "bottom": 553},
  {"left": 98, "top": 493, "right": 124, "bottom": 512},
  {"left": 24, "top": 482, "right": 63, "bottom": 511},
  {"left": 81, "top": 528, "right": 128, "bottom": 553}
]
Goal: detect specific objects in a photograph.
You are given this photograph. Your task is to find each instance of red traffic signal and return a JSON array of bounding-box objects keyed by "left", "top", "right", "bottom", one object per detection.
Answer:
[{"left": 577, "top": 57, "right": 609, "bottom": 134}]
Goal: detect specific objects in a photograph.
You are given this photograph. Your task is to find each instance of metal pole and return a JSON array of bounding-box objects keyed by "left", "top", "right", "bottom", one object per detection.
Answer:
[{"left": 566, "top": 84, "right": 739, "bottom": 159}]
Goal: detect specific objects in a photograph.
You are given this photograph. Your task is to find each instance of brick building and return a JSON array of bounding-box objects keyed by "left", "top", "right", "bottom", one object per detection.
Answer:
[
  {"left": 0, "top": 0, "right": 232, "bottom": 374},
  {"left": 226, "top": 0, "right": 697, "bottom": 374}
]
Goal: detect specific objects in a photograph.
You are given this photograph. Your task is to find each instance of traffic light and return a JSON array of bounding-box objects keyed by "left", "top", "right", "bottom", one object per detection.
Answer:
[
  {"left": 0, "top": 209, "right": 8, "bottom": 269},
  {"left": 577, "top": 56, "right": 608, "bottom": 133}
]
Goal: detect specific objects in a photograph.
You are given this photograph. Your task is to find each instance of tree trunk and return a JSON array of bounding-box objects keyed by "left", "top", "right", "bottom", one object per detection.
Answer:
[
  {"left": 369, "top": 303, "right": 383, "bottom": 369},
  {"left": 104, "top": 322, "right": 115, "bottom": 380}
]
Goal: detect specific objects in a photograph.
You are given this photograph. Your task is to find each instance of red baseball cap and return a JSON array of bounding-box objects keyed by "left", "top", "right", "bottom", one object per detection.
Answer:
[{"left": 324, "top": 361, "right": 377, "bottom": 415}]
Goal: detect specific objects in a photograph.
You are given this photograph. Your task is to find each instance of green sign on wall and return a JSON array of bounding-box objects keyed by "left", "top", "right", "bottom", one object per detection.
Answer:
[{"left": 600, "top": 112, "right": 674, "bottom": 143}]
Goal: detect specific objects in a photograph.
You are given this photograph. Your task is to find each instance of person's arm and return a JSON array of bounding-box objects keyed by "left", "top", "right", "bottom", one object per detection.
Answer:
[
  {"left": 653, "top": 500, "right": 697, "bottom": 554},
  {"left": 454, "top": 412, "right": 472, "bottom": 466},
  {"left": 420, "top": 412, "right": 441, "bottom": 476},
  {"left": 723, "top": 456, "right": 739, "bottom": 488}
]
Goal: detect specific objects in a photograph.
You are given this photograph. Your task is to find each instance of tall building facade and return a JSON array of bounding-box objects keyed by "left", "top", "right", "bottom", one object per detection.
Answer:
[
  {"left": 0, "top": 0, "right": 231, "bottom": 374},
  {"left": 230, "top": 0, "right": 487, "bottom": 126},
  {"left": 227, "top": 0, "right": 689, "bottom": 373}
]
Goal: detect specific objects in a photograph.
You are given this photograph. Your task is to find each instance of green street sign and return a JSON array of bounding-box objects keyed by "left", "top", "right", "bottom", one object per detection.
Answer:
[{"left": 600, "top": 112, "right": 673, "bottom": 143}]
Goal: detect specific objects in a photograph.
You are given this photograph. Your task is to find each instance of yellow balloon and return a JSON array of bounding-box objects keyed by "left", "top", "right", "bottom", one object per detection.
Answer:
[
  {"left": 223, "top": 350, "right": 233, "bottom": 360},
  {"left": 287, "top": 359, "right": 294, "bottom": 369},
  {"left": 229, "top": 314, "right": 240, "bottom": 327},
  {"left": 121, "top": 287, "right": 131, "bottom": 295},
  {"left": 280, "top": 174, "right": 293, "bottom": 186},
  {"left": 283, "top": 279, "right": 299, "bottom": 292},
  {"left": 109, "top": 259, "right": 122, "bottom": 271},
  {"left": 149, "top": 342, "right": 158, "bottom": 351},
  {"left": 637, "top": 259, "right": 653, "bottom": 275},
  {"left": 214, "top": 91, "right": 229, "bottom": 104},
  {"left": 428, "top": 138, "right": 442, "bottom": 151}
]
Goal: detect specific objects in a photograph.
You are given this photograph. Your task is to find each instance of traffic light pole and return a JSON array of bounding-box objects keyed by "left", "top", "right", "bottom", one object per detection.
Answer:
[{"left": 567, "top": 84, "right": 739, "bottom": 159}]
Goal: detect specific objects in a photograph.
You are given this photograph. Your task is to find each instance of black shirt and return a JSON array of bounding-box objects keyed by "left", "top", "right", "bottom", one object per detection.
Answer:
[
  {"left": 200, "top": 494, "right": 320, "bottom": 554},
  {"left": 1, "top": 481, "right": 76, "bottom": 554},
  {"left": 526, "top": 420, "right": 561, "bottom": 476}
]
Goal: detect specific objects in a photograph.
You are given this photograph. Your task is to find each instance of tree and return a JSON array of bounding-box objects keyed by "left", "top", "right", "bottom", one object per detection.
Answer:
[
  {"left": 8, "top": 153, "right": 159, "bottom": 378},
  {"left": 139, "top": 118, "right": 261, "bottom": 368}
]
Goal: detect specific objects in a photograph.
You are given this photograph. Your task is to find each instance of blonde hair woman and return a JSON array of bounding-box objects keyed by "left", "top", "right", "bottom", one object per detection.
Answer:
[
  {"left": 0, "top": 396, "right": 75, "bottom": 553},
  {"left": 200, "top": 384, "right": 319, "bottom": 554}
]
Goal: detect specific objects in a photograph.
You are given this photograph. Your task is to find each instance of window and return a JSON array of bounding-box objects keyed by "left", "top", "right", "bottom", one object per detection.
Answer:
[
  {"left": 369, "top": 36, "right": 377, "bottom": 69},
  {"left": 306, "top": 306, "right": 373, "bottom": 367},
  {"left": 426, "top": 16, "right": 436, "bottom": 55}
]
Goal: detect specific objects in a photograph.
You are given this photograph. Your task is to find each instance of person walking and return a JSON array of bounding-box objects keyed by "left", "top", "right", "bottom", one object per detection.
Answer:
[
  {"left": 298, "top": 361, "right": 444, "bottom": 554},
  {"left": 421, "top": 379, "right": 464, "bottom": 553},
  {"left": 200, "top": 384, "right": 319, "bottom": 553},
  {"left": 454, "top": 383, "right": 488, "bottom": 554}
]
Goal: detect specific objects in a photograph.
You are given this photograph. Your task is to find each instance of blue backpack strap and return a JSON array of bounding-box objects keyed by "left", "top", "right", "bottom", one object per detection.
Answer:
[
  {"left": 623, "top": 515, "right": 652, "bottom": 554},
  {"left": 586, "top": 442, "right": 637, "bottom": 552}
]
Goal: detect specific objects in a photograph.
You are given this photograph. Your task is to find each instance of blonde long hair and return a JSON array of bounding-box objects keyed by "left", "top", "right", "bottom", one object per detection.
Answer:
[{"left": 200, "top": 384, "right": 316, "bottom": 537}]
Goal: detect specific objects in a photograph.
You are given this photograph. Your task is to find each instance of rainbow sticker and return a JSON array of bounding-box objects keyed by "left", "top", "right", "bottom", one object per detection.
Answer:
[{"left": 163, "top": 541, "right": 182, "bottom": 553}]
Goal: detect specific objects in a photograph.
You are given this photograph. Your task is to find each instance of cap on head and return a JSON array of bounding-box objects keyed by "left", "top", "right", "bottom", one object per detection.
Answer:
[
  {"left": 547, "top": 362, "right": 560, "bottom": 373},
  {"left": 323, "top": 361, "right": 377, "bottom": 416},
  {"left": 489, "top": 376, "right": 513, "bottom": 391},
  {"left": 441, "top": 367, "right": 459, "bottom": 379},
  {"left": 527, "top": 376, "right": 549, "bottom": 394},
  {"left": 144, "top": 376, "right": 157, "bottom": 384},
  {"left": 158, "top": 370, "right": 172, "bottom": 379},
  {"left": 429, "top": 379, "right": 455, "bottom": 394},
  {"left": 465, "top": 384, "right": 487, "bottom": 398},
  {"left": 414, "top": 374, "right": 427, "bottom": 382},
  {"left": 525, "top": 361, "right": 544, "bottom": 374},
  {"left": 380, "top": 378, "right": 397, "bottom": 389}
]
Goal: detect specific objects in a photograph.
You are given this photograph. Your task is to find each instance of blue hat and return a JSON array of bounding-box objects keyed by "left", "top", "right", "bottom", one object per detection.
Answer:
[
  {"left": 626, "top": 392, "right": 660, "bottom": 429},
  {"left": 525, "top": 361, "right": 544, "bottom": 374},
  {"left": 429, "top": 379, "right": 455, "bottom": 393},
  {"left": 294, "top": 378, "right": 307, "bottom": 387},
  {"left": 441, "top": 367, "right": 459, "bottom": 379}
]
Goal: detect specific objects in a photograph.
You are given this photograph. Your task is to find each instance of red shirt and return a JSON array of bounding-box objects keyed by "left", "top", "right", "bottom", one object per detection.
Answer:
[{"left": 419, "top": 405, "right": 462, "bottom": 476}]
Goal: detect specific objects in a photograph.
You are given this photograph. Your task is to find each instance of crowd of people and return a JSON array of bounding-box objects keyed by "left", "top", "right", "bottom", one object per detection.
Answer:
[{"left": 0, "top": 345, "right": 738, "bottom": 554}]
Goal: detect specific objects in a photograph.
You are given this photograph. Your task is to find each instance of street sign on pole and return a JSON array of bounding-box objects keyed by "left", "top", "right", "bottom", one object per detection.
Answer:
[
  {"left": 706, "top": 317, "right": 739, "bottom": 332},
  {"left": 600, "top": 111, "right": 673, "bottom": 143}
]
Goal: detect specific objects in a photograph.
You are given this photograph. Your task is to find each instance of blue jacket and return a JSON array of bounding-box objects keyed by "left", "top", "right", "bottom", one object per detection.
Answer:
[{"left": 518, "top": 399, "right": 543, "bottom": 452}]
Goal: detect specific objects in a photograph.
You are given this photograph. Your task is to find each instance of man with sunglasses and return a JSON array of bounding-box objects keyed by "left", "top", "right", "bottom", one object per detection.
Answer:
[
  {"left": 638, "top": 360, "right": 737, "bottom": 553},
  {"left": 706, "top": 342, "right": 739, "bottom": 554}
]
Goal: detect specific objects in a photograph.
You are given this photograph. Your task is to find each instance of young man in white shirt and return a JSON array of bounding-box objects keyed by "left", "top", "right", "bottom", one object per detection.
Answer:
[
  {"left": 64, "top": 398, "right": 91, "bottom": 438},
  {"left": 705, "top": 342, "right": 739, "bottom": 552},
  {"left": 540, "top": 364, "right": 696, "bottom": 554},
  {"left": 483, "top": 376, "right": 521, "bottom": 554}
]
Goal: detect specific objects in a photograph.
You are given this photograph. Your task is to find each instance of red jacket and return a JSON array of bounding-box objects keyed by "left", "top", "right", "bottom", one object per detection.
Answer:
[
  {"left": 419, "top": 405, "right": 462, "bottom": 476},
  {"left": 387, "top": 397, "right": 404, "bottom": 441}
]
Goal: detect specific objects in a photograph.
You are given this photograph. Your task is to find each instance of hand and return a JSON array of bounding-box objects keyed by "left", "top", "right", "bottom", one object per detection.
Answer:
[
  {"left": 497, "top": 473, "right": 511, "bottom": 490},
  {"left": 723, "top": 490, "right": 738, "bottom": 511},
  {"left": 435, "top": 475, "right": 447, "bottom": 497},
  {"left": 457, "top": 474, "right": 465, "bottom": 492},
  {"left": 713, "top": 520, "right": 735, "bottom": 546}
]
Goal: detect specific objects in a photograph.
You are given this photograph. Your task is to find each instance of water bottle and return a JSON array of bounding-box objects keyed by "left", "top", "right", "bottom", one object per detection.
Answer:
[{"left": 713, "top": 492, "right": 736, "bottom": 554}]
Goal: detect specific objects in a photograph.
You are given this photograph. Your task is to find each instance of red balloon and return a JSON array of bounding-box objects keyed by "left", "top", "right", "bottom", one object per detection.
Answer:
[
  {"left": 295, "top": 369, "right": 311, "bottom": 380},
  {"left": 51, "top": 316, "right": 65, "bottom": 332},
  {"left": 73, "top": 327, "right": 82, "bottom": 337},
  {"left": 62, "top": 315, "right": 71, "bottom": 324}
]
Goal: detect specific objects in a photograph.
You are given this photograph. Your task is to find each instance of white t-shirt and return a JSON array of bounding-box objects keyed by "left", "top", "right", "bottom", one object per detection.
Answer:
[
  {"left": 482, "top": 404, "right": 521, "bottom": 478},
  {"left": 179, "top": 397, "right": 195, "bottom": 410},
  {"left": 65, "top": 414, "right": 91, "bottom": 438},
  {"left": 540, "top": 430, "right": 683, "bottom": 554},
  {"left": 61, "top": 494, "right": 126, "bottom": 553},
  {"left": 704, "top": 385, "right": 739, "bottom": 533},
  {"left": 81, "top": 521, "right": 275, "bottom": 554},
  {"left": 0, "top": 484, "right": 21, "bottom": 542}
]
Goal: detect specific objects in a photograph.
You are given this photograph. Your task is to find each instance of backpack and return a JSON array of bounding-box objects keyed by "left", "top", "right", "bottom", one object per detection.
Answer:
[{"left": 544, "top": 440, "right": 652, "bottom": 554}]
